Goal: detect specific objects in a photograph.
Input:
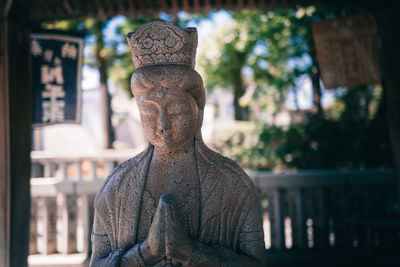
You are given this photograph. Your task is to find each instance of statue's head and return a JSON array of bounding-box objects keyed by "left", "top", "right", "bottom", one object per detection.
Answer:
[{"left": 127, "top": 21, "right": 205, "bottom": 152}]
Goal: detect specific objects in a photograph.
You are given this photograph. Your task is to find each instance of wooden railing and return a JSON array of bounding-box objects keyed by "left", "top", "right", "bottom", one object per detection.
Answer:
[
  {"left": 29, "top": 151, "right": 399, "bottom": 261},
  {"left": 251, "top": 169, "right": 399, "bottom": 251}
]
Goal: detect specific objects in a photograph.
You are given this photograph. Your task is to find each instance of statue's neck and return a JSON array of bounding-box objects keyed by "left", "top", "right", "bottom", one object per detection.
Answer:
[{"left": 152, "top": 143, "right": 196, "bottom": 165}]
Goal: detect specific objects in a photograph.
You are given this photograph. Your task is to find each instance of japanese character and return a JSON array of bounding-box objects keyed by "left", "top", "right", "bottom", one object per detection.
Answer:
[
  {"left": 41, "top": 64, "right": 64, "bottom": 85},
  {"left": 62, "top": 42, "right": 78, "bottom": 59},
  {"left": 31, "top": 39, "right": 42, "bottom": 57},
  {"left": 44, "top": 49, "right": 54, "bottom": 62},
  {"left": 41, "top": 84, "right": 66, "bottom": 122}
]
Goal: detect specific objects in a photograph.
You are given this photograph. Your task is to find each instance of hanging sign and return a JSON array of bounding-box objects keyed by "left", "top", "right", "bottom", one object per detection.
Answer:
[
  {"left": 31, "top": 33, "right": 84, "bottom": 126},
  {"left": 312, "top": 13, "right": 380, "bottom": 89}
]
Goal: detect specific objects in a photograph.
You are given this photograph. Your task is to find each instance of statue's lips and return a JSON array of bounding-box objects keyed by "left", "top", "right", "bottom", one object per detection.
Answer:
[{"left": 155, "top": 132, "right": 172, "bottom": 141}]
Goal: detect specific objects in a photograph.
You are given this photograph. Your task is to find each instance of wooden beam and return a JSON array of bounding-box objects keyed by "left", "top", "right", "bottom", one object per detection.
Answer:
[
  {"left": 63, "top": 0, "right": 73, "bottom": 15},
  {"left": 138, "top": 0, "right": 147, "bottom": 17},
  {"left": 94, "top": 0, "right": 106, "bottom": 19},
  {"left": 182, "top": 0, "right": 190, "bottom": 13},
  {"left": 204, "top": 0, "right": 211, "bottom": 13},
  {"left": 104, "top": 0, "right": 116, "bottom": 18},
  {"left": 194, "top": 0, "right": 200, "bottom": 13},
  {"left": 215, "top": 0, "right": 222, "bottom": 11},
  {"left": 237, "top": 0, "right": 244, "bottom": 11},
  {"left": 259, "top": 0, "right": 266, "bottom": 10},
  {"left": 248, "top": 0, "right": 255, "bottom": 10},
  {"left": 85, "top": 0, "right": 95, "bottom": 19},
  {"left": 150, "top": 0, "right": 159, "bottom": 18},
  {"left": 56, "top": 5, "right": 66, "bottom": 20},
  {"left": 117, "top": 0, "right": 127, "bottom": 16},
  {"left": 172, "top": 0, "right": 179, "bottom": 16},
  {"left": 270, "top": 0, "right": 276, "bottom": 9},
  {"left": 70, "top": 0, "right": 84, "bottom": 18},
  {"left": 70, "top": 0, "right": 78, "bottom": 11},
  {"left": 280, "top": 0, "right": 288, "bottom": 9},
  {"left": 127, "top": 0, "right": 137, "bottom": 18}
]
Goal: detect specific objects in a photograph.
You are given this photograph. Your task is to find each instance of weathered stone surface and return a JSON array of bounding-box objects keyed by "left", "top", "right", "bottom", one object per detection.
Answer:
[{"left": 90, "top": 21, "right": 266, "bottom": 266}]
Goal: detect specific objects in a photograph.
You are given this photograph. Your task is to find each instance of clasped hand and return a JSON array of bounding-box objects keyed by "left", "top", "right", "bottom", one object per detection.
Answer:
[{"left": 139, "top": 194, "right": 194, "bottom": 265}]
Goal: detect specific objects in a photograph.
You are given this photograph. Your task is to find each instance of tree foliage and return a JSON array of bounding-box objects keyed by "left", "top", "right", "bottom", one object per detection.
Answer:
[
  {"left": 198, "top": 8, "right": 319, "bottom": 119},
  {"left": 214, "top": 86, "right": 392, "bottom": 170},
  {"left": 197, "top": 7, "right": 365, "bottom": 120},
  {"left": 201, "top": 7, "right": 392, "bottom": 170}
]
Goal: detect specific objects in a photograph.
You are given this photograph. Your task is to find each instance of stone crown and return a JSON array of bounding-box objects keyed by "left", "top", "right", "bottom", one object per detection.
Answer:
[{"left": 127, "top": 21, "right": 198, "bottom": 69}]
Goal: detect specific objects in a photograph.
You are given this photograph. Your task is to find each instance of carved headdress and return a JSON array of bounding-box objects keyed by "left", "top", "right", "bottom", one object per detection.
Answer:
[{"left": 127, "top": 21, "right": 198, "bottom": 69}]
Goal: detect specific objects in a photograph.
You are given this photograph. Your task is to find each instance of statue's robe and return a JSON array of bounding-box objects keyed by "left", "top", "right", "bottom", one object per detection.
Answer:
[{"left": 91, "top": 139, "right": 266, "bottom": 265}]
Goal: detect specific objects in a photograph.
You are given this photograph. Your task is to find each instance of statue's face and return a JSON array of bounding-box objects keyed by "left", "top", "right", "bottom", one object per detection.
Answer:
[{"left": 136, "top": 86, "right": 199, "bottom": 152}]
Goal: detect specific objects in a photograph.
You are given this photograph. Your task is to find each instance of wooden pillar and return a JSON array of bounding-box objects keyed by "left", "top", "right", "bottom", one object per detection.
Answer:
[
  {"left": 0, "top": 18, "right": 11, "bottom": 267},
  {"left": 376, "top": 0, "right": 400, "bottom": 215},
  {"left": 0, "top": 2, "right": 32, "bottom": 266},
  {"left": 8, "top": 18, "right": 31, "bottom": 267}
]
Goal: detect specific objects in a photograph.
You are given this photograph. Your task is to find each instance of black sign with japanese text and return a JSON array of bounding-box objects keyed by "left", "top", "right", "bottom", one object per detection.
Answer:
[{"left": 31, "top": 33, "right": 84, "bottom": 126}]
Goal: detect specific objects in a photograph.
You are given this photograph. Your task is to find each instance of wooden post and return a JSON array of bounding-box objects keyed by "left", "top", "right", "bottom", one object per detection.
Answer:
[
  {"left": 0, "top": 18, "right": 11, "bottom": 267},
  {"left": 376, "top": 0, "right": 400, "bottom": 216},
  {"left": 269, "top": 189, "right": 285, "bottom": 250},
  {"left": 330, "top": 187, "right": 349, "bottom": 249},
  {"left": 313, "top": 188, "right": 329, "bottom": 249},
  {"left": 0, "top": 2, "right": 32, "bottom": 266},
  {"left": 291, "top": 189, "right": 307, "bottom": 249}
]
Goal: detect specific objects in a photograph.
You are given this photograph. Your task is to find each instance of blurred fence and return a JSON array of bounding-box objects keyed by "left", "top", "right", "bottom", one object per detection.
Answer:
[
  {"left": 29, "top": 151, "right": 399, "bottom": 263},
  {"left": 251, "top": 169, "right": 398, "bottom": 251}
]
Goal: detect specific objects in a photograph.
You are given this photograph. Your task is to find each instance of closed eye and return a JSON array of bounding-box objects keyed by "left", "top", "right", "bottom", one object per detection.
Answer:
[
  {"left": 167, "top": 102, "right": 190, "bottom": 115},
  {"left": 140, "top": 102, "right": 159, "bottom": 116}
]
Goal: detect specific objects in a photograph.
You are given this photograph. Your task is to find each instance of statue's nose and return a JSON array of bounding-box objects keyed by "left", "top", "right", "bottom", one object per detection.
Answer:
[{"left": 157, "top": 110, "right": 169, "bottom": 133}]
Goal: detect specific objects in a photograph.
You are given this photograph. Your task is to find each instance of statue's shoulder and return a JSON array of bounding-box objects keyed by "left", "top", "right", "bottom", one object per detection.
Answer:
[
  {"left": 94, "top": 147, "right": 151, "bottom": 207},
  {"left": 203, "top": 147, "right": 256, "bottom": 193}
]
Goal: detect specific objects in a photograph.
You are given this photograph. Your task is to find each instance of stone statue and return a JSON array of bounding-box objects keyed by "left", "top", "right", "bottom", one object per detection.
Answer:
[{"left": 90, "top": 21, "right": 266, "bottom": 267}]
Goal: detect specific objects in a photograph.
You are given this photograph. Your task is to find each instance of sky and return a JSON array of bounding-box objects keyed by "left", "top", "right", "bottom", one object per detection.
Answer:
[{"left": 81, "top": 10, "right": 336, "bottom": 111}]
